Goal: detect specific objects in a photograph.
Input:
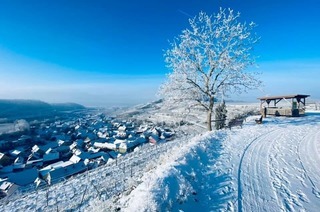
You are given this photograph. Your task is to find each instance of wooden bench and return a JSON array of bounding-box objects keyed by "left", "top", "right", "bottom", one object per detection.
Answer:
[
  {"left": 228, "top": 118, "right": 244, "bottom": 129},
  {"left": 255, "top": 115, "right": 263, "bottom": 124}
]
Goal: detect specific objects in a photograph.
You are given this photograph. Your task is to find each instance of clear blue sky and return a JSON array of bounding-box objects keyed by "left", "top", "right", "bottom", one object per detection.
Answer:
[{"left": 0, "top": 0, "right": 319, "bottom": 106}]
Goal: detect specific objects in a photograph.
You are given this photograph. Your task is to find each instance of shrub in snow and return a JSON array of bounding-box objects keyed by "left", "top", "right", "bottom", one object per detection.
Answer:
[{"left": 215, "top": 101, "right": 227, "bottom": 130}]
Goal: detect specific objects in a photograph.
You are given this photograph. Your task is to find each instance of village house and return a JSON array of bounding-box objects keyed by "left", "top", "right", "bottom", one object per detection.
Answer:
[
  {"left": 9, "top": 149, "right": 22, "bottom": 158},
  {"left": 25, "top": 159, "right": 43, "bottom": 169},
  {"left": 0, "top": 153, "right": 11, "bottom": 167},
  {"left": 0, "top": 180, "right": 19, "bottom": 198},
  {"left": 13, "top": 156, "right": 25, "bottom": 171},
  {"left": 39, "top": 160, "right": 87, "bottom": 185}
]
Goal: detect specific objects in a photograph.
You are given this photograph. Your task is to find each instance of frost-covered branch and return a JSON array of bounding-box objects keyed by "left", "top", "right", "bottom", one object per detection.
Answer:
[{"left": 159, "top": 8, "right": 261, "bottom": 131}]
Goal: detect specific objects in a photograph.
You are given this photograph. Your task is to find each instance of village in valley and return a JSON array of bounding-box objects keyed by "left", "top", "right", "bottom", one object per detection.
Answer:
[{"left": 0, "top": 110, "right": 175, "bottom": 198}]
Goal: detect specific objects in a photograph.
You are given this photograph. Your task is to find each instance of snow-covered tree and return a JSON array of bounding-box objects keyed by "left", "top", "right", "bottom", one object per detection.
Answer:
[
  {"left": 159, "top": 8, "right": 261, "bottom": 131},
  {"left": 14, "top": 119, "right": 30, "bottom": 132}
]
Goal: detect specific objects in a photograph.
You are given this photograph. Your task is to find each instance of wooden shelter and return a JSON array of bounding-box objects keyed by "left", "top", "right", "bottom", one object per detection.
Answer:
[{"left": 258, "top": 94, "right": 310, "bottom": 117}]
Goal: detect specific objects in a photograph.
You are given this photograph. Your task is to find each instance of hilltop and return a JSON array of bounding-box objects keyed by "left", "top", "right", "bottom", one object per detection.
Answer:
[{"left": 0, "top": 99, "right": 86, "bottom": 120}]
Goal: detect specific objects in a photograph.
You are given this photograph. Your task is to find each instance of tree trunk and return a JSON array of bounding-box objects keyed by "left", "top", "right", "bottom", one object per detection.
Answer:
[
  {"left": 207, "top": 97, "right": 214, "bottom": 131},
  {"left": 207, "top": 110, "right": 212, "bottom": 131}
]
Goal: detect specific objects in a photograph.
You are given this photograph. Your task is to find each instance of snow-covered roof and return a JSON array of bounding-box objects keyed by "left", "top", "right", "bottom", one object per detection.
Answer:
[
  {"left": 46, "top": 161, "right": 65, "bottom": 169},
  {"left": 26, "top": 159, "right": 43, "bottom": 167},
  {"left": 118, "top": 126, "right": 126, "bottom": 131},
  {"left": 94, "top": 142, "right": 116, "bottom": 150},
  {"left": 43, "top": 152, "right": 60, "bottom": 162},
  {"left": 31, "top": 145, "right": 40, "bottom": 153},
  {"left": 0, "top": 181, "right": 12, "bottom": 190},
  {"left": 77, "top": 151, "right": 109, "bottom": 160},
  {"left": 69, "top": 155, "right": 81, "bottom": 164},
  {"left": 13, "top": 163, "right": 25, "bottom": 170},
  {"left": 43, "top": 161, "right": 87, "bottom": 183},
  {"left": 9, "top": 149, "right": 21, "bottom": 157},
  {"left": 57, "top": 139, "right": 65, "bottom": 146},
  {"left": 258, "top": 94, "right": 310, "bottom": 100},
  {"left": 114, "top": 139, "right": 126, "bottom": 145},
  {"left": 88, "top": 147, "right": 100, "bottom": 153}
]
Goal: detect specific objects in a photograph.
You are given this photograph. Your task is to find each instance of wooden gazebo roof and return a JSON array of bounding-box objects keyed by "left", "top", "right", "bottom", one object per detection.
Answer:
[
  {"left": 258, "top": 94, "right": 310, "bottom": 101},
  {"left": 258, "top": 94, "right": 310, "bottom": 107}
]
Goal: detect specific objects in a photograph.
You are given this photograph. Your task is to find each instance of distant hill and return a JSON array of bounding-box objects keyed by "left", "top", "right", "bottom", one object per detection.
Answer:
[
  {"left": 0, "top": 99, "right": 86, "bottom": 120},
  {"left": 51, "top": 103, "right": 86, "bottom": 111},
  {"left": 0, "top": 99, "right": 53, "bottom": 119}
]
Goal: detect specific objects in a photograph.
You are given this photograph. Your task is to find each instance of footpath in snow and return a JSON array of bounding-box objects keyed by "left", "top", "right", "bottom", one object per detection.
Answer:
[{"left": 110, "top": 113, "right": 320, "bottom": 211}]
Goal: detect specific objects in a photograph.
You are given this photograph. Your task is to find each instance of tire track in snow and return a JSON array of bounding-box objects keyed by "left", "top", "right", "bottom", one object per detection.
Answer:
[
  {"left": 268, "top": 129, "right": 307, "bottom": 211},
  {"left": 238, "top": 129, "right": 280, "bottom": 211},
  {"left": 298, "top": 128, "right": 320, "bottom": 199},
  {"left": 238, "top": 130, "right": 276, "bottom": 211}
]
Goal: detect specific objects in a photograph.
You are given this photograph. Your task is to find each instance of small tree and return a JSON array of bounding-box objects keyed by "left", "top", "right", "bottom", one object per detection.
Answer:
[
  {"left": 215, "top": 101, "right": 227, "bottom": 130},
  {"left": 159, "top": 8, "right": 261, "bottom": 131},
  {"left": 14, "top": 119, "right": 30, "bottom": 132}
]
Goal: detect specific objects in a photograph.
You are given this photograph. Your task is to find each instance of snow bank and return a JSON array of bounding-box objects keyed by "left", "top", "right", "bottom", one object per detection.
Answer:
[
  {"left": 114, "top": 133, "right": 215, "bottom": 211},
  {"left": 105, "top": 113, "right": 320, "bottom": 211}
]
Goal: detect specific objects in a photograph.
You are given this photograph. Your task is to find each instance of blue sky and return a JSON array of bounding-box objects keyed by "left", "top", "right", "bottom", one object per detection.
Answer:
[{"left": 0, "top": 0, "right": 319, "bottom": 107}]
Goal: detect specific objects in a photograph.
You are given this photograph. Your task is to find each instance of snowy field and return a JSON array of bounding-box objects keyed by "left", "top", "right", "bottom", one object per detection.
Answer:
[
  {"left": 105, "top": 112, "right": 320, "bottom": 211},
  {"left": 1, "top": 109, "right": 320, "bottom": 211}
]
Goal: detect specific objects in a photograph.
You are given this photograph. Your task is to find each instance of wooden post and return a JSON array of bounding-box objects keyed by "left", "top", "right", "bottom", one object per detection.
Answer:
[
  {"left": 46, "top": 186, "right": 49, "bottom": 207},
  {"left": 260, "top": 101, "right": 262, "bottom": 110},
  {"left": 81, "top": 185, "right": 88, "bottom": 206}
]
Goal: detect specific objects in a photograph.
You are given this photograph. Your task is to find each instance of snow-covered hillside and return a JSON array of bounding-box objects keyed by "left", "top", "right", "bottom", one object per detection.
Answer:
[
  {"left": 1, "top": 102, "right": 319, "bottom": 211},
  {"left": 113, "top": 100, "right": 260, "bottom": 134},
  {"left": 102, "top": 112, "right": 320, "bottom": 211}
]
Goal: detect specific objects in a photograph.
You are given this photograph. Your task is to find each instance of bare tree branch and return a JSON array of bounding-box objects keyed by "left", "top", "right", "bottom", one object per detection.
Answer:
[{"left": 159, "top": 8, "right": 260, "bottom": 131}]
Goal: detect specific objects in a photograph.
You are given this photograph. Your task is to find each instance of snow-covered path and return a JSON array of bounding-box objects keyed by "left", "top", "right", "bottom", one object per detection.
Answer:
[
  {"left": 238, "top": 125, "right": 320, "bottom": 211},
  {"left": 238, "top": 129, "right": 282, "bottom": 211},
  {"left": 116, "top": 113, "right": 320, "bottom": 211}
]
